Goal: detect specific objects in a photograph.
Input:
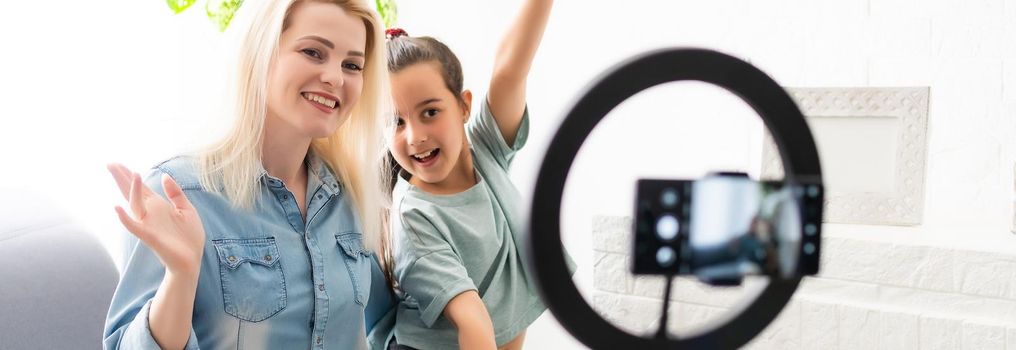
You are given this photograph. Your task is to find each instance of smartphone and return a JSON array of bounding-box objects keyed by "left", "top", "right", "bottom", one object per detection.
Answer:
[{"left": 631, "top": 173, "right": 823, "bottom": 285}]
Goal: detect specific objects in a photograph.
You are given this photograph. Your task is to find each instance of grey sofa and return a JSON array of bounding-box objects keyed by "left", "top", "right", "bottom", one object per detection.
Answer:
[{"left": 0, "top": 188, "right": 119, "bottom": 349}]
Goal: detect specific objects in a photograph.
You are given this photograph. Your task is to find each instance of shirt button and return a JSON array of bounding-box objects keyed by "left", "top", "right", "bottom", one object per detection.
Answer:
[
  {"left": 318, "top": 284, "right": 325, "bottom": 291},
  {"left": 227, "top": 256, "right": 237, "bottom": 262},
  {"left": 264, "top": 255, "right": 273, "bottom": 262},
  {"left": 316, "top": 336, "right": 322, "bottom": 345},
  {"left": 316, "top": 194, "right": 323, "bottom": 199},
  {"left": 282, "top": 195, "right": 289, "bottom": 200}
]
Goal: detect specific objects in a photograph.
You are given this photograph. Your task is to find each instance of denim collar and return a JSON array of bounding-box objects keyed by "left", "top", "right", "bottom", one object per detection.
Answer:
[{"left": 258, "top": 149, "right": 341, "bottom": 196}]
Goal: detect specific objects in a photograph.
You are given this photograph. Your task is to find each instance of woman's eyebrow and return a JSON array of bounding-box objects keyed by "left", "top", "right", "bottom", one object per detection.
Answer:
[
  {"left": 299, "top": 35, "right": 334, "bottom": 49},
  {"left": 299, "top": 35, "right": 365, "bottom": 58}
]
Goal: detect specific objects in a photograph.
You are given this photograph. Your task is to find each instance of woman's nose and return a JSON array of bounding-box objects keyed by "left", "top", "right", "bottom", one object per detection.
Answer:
[{"left": 321, "top": 65, "right": 344, "bottom": 87}]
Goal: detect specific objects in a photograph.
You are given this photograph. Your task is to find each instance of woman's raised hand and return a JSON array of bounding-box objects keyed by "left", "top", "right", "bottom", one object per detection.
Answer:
[{"left": 108, "top": 163, "right": 206, "bottom": 277}]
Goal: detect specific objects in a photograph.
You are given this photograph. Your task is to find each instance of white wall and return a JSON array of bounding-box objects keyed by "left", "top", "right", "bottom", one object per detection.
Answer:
[
  {"left": 1, "top": 1, "right": 232, "bottom": 266},
  {"left": 3, "top": 0, "right": 1015, "bottom": 348}
]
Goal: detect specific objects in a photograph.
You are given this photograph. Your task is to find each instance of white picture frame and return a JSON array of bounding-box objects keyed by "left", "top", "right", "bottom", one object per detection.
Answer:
[{"left": 761, "top": 87, "right": 930, "bottom": 226}]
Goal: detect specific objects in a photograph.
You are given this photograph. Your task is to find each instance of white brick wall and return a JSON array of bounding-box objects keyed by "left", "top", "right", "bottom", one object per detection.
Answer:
[{"left": 591, "top": 216, "right": 1016, "bottom": 348}]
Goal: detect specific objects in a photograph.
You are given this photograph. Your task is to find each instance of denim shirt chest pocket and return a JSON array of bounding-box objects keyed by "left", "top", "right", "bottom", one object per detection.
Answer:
[
  {"left": 213, "top": 237, "right": 287, "bottom": 322},
  {"left": 335, "top": 232, "right": 370, "bottom": 306}
]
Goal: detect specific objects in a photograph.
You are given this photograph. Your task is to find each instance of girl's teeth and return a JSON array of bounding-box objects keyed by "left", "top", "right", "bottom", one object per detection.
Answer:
[{"left": 414, "top": 150, "right": 433, "bottom": 159}]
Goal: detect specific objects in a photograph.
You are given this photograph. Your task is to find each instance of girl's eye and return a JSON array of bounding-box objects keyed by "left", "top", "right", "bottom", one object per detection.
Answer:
[
  {"left": 301, "top": 48, "right": 323, "bottom": 60},
  {"left": 343, "top": 62, "right": 364, "bottom": 71},
  {"left": 395, "top": 117, "right": 405, "bottom": 127},
  {"left": 423, "top": 109, "right": 438, "bottom": 118}
]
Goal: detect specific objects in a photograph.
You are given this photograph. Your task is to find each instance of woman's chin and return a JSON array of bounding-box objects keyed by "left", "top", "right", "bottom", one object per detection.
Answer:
[
  {"left": 304, "top": 116, "right": 347, "bottom": 139},
  {"left": 305, "top": 126, "right": 340, "bottom": 139}
]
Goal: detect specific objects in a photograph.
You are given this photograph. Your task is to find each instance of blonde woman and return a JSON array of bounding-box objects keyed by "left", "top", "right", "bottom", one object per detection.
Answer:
[{"left": 103, "top": 1, "right": 395, "bottom": 349}]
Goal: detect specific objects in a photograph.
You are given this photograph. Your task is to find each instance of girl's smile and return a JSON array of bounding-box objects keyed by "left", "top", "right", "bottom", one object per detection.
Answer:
[
  {"left": 410, "top": 148, "right": 440, "bottom": 167},
  {"left": 390, "top": 61, "right": 475, "bottom": 194}
]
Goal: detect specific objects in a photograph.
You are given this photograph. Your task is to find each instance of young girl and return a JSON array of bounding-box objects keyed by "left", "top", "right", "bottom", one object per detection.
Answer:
[
  {"left": 102, "top": 1, "right": 395, "bottom": 349},
  {"left": 384, "top": 0, "right": 553, "bottom": 348}
]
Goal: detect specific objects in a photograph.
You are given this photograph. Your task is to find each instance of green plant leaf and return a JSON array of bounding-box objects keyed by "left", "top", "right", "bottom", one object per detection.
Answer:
[
  {"left": 375, "top": 0, "right": 398, "bottom": 28},
  {"left": 206, "top": 0, "right": 245, "bottom": 32},
  {"left": 166, "top": 0, "right": 197, "bottom": 14}
]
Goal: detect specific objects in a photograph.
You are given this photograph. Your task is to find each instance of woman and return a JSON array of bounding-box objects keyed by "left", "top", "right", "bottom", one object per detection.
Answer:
[{"left": 103, "top": 1, "right": 394, "bottom": 349}]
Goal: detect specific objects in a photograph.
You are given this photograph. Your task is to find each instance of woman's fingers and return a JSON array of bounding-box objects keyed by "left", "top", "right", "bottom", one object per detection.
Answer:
[
  {"left": 162, "top": 174, "right": 194, "bottom": 212},
  {"left": 114, "top": 206, "right": 148, "bottom": 241},
  {"left": 133, "top": 171, "right": 159, "bottom": 197},
  {"left": 107, "top": 163, "right": 133, "bottom": 200},
  {"left": 128, "top": 173, "right": 148, "bottom": 219}
]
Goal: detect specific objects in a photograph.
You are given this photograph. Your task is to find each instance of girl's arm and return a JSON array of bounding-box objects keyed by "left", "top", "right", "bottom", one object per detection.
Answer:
[
  {"left": 487, "top": 0, "right": 553, "bottom": 147},
  {"left": 444, "top": 291, "right": 497, "bottom": 349}
]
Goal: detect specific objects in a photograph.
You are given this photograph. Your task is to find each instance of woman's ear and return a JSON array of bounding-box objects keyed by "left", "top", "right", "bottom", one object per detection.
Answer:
[{"left": 460, "top": 89, "right": 473, "bottom": 122}]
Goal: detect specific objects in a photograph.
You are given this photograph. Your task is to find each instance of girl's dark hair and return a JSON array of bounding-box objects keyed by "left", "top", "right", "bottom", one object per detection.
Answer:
[
  {"left": 386, "top": 34, "right": 466, "bottom": 106},
  {"left": 384, "top": 33, "right": 469, "bottom": 192}
]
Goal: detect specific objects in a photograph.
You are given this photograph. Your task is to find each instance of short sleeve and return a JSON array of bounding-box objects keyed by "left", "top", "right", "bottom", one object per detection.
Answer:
[
  {"left": 466, "top": 95, "right": 530, "bottom": 171},
  {"left": 395, "top": 210, "right": 477, "bottom": 327},
  {"left": 400, "top": 250, "right": 477, "bottom": 328}
]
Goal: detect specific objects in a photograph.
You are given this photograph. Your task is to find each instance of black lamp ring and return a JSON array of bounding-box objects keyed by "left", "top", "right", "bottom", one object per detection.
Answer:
[{"left": 526, "top": 48, "right": 823, "bottom": 349}]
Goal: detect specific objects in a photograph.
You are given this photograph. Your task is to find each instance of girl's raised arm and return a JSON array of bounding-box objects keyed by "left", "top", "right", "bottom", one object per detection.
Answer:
[{"left": 487, "top": 0, "right": 553, "bottom": 147}]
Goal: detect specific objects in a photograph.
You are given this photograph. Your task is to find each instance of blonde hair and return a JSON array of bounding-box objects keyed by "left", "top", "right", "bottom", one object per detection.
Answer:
[{"left": 198, "top": 0, "right": 393, "bottom": 257}]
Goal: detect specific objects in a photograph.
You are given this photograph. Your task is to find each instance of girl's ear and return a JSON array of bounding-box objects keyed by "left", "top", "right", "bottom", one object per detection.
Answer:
[{"left": 460, "top": 89, "right": 473, "bottom": 122}]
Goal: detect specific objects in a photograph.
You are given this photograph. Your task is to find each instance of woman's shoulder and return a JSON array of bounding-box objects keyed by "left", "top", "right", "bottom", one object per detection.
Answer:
[{"left": 148, "top": 155, "right": 203, "bottom": 191}]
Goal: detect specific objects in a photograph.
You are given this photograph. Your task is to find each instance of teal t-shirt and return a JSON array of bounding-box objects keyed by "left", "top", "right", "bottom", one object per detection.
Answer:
[{"left": 390, "top": 96, "right": 543, "bottom": 349}]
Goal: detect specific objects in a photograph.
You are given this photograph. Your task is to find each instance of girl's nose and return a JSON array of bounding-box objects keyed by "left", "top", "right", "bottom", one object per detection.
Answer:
[{"left": 406, "top": 123, "right": 428, "bottom": 146}]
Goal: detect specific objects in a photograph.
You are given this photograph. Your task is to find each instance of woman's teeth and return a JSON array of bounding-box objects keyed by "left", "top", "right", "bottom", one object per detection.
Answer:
[{"left": 303, "top": 93, "right": 337, "bottom": 109}]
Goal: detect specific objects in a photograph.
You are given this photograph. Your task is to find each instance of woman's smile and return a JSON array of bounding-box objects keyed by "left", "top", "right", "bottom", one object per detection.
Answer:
[{"left": 301, "top": 91, "right": 340, "bottom": 113}]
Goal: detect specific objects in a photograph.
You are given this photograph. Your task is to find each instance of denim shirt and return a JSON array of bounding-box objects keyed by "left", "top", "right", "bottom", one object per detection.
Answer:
[{"left": 103, "top": 154, "right": 394, "bottom": 350}]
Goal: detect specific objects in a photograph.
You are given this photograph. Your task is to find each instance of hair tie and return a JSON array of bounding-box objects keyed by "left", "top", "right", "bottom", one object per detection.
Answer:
[{"left": 385, "top": 28, "right": 408, "bottom": 40}]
